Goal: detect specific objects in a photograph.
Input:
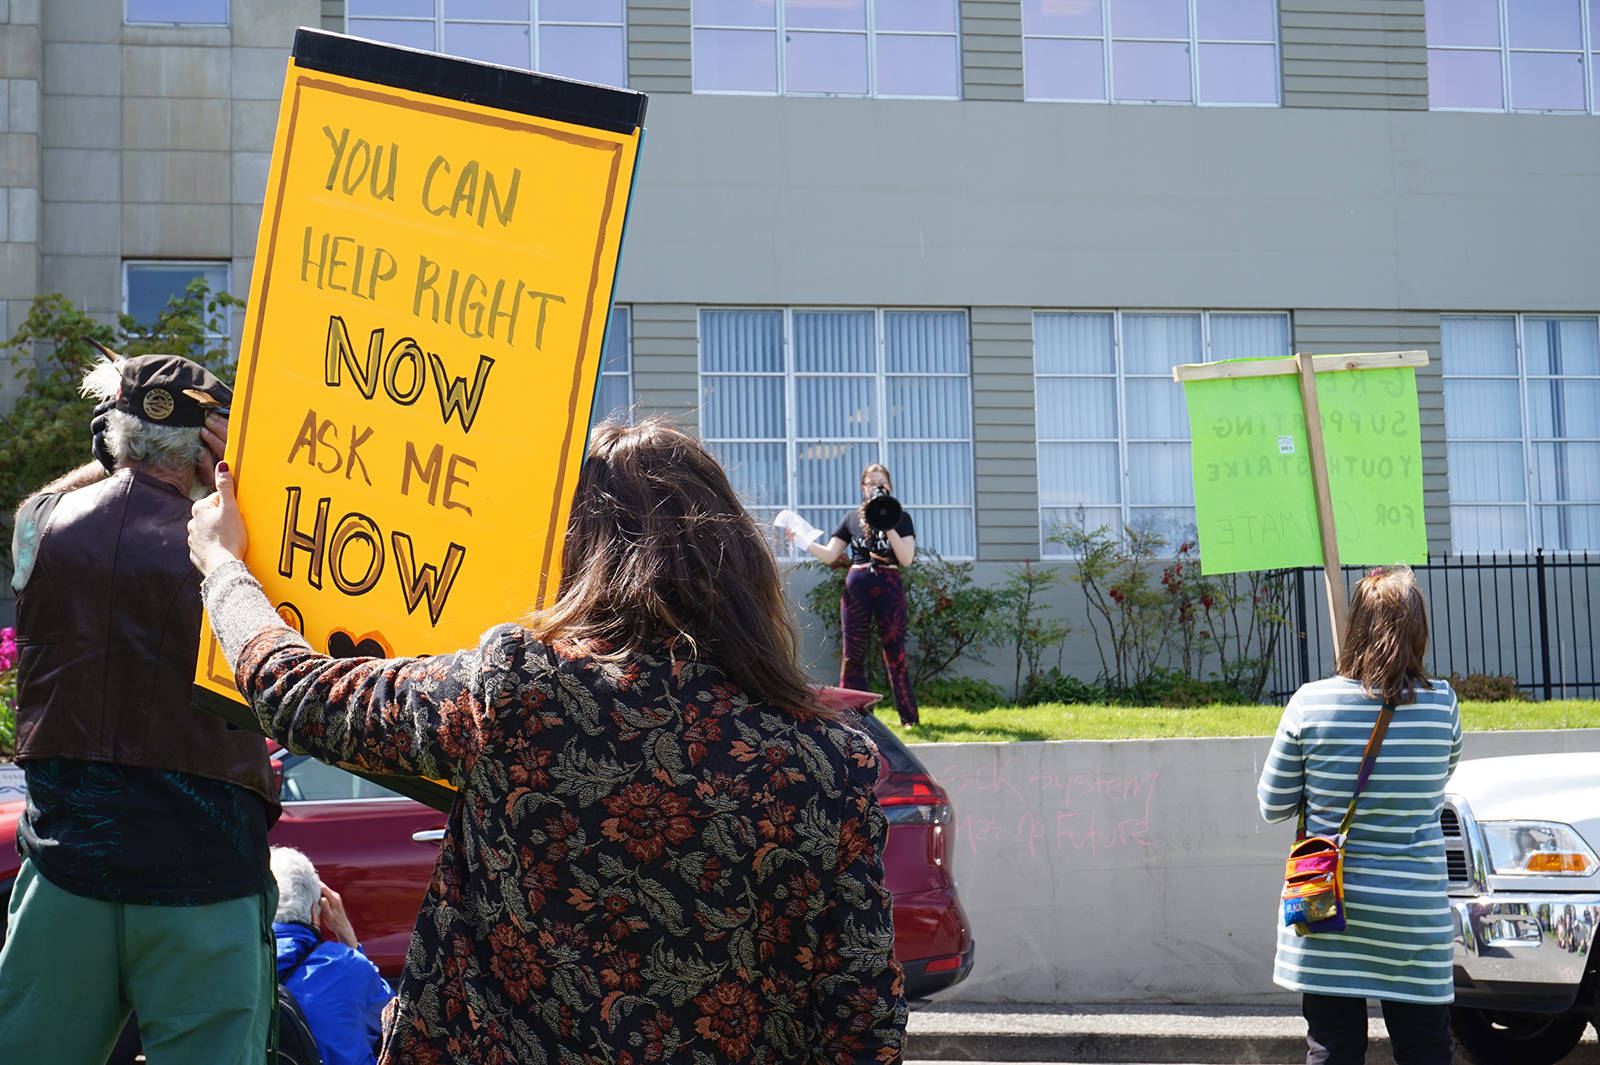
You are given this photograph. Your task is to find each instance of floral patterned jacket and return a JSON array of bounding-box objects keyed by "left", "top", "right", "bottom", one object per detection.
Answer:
[{"left": 211, "top": 568, "right": 906, "bottom": 1065}]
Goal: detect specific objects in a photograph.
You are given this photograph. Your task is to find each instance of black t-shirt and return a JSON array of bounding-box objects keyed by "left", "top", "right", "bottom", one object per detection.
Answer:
[
  {"left": 832, "top": 510, "right": 916, "bottom": 567},
  {"left": 19, "top": 758, "right": 272, "bottom": 905}
]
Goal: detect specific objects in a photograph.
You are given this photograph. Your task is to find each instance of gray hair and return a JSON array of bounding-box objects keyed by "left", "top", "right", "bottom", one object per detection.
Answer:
[
  {"left": 80, "top": 357, "right": 207, "bottom": 476},
  {"left": 271, "top": 846, "right": 322, "bottom": 926}
]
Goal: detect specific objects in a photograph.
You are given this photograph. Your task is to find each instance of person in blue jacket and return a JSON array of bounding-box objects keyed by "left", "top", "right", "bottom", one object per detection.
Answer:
[{"left": 271, "top": 846, "right": 394, "bottom": 1065}]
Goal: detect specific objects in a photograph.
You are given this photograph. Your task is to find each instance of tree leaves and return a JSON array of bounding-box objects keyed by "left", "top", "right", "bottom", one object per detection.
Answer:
[{"left": 0, "top": 283, "right": 242, "bottom": 536}]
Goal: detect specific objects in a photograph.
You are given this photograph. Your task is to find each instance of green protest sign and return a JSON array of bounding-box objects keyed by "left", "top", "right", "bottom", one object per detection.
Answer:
[{"left": 1182, "top": 360, "right": 1426, "bottom": 575}]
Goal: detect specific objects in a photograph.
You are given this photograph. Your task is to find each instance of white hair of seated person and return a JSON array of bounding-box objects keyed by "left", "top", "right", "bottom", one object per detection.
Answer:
[{"left": 271, "top": 845, "right": 322, "bottom": 927}]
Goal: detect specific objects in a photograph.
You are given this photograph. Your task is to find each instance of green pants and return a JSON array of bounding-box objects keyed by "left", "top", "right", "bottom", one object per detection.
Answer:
[{"left": 0, "top": 858, "right": 275, "bottom": 1065}]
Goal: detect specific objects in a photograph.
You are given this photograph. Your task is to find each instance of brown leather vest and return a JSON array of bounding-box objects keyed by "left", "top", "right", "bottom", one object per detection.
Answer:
[{"left": 14, "top": 468, "right": 278, "bottom": 811}]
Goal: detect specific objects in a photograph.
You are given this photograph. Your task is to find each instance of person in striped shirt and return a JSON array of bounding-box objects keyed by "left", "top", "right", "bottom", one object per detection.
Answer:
[{"left": 1258, "top": 566, "right": 1462, "bottom": 1065}]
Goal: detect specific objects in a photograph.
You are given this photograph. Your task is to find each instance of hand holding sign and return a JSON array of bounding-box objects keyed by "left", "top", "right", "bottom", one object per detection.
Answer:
[{"left": 189, "top": 460, "right": 248, "bottom": 579}]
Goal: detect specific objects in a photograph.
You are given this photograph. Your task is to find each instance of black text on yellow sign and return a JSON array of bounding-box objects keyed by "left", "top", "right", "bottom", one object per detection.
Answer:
[{"left": 196, "top": 30, "right": 645, "bottom": 714}]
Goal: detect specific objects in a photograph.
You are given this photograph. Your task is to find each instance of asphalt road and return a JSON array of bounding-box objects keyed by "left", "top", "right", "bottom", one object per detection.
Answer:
[{"left": 905, "top": 1002, "right": 1600, "bottom": 1064}]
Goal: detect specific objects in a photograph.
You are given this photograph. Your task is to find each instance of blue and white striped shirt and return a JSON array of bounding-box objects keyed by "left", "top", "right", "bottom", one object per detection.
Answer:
[{"left": 1258, "top": 675, "right": 1462, "bottom": 1003}]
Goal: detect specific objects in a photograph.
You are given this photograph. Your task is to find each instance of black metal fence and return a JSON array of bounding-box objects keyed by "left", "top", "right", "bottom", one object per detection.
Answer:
[{"left": 1267, "top": 552, "right": 1599, "bottom": 702}]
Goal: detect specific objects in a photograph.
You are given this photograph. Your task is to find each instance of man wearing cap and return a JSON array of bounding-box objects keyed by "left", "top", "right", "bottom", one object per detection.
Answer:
[{"left": 0, "top": 347, "right": 279, "bottom": 1064}]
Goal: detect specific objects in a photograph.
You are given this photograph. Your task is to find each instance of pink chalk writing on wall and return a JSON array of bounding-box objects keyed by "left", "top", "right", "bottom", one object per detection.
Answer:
[{"left": 937, "top": 754, "right": 1161, "bottom": 861}]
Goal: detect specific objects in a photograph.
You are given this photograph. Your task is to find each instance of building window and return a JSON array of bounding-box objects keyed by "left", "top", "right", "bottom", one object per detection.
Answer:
[
  {"left": 123, "top": 261, "right": 232, "bottom": 345},
  {"left": 700, "top": 308, "right": 976, "bottom": 558},
  {"left": 692, "top": 0, "right": 960, "bottom": 98},
  {"left": 1426, "top": 0, "right": 1599, "bottom": 113},
  {"left": 348, "top": 1, "right": 627, "bottom": 88},
  {"left": 126, "top": 0, "right": 228, "bottom": 23},
  {"left": 1022, "top": 0, "right": 1279, "bottom": 105},
  {"left": 1035, "top": 310, "right": 1291, "bottom": 555},
  {"left": 1442, "top": 315, "right": 1600, "bottom": 552},
  {"left": 591, "top": 305, "right": 632, "bottom": 425}
]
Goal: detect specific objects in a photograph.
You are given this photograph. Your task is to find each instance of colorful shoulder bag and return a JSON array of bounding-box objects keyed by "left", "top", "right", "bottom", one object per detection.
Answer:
[{"left": 1281, "top": 703, "right": 1395, "bottom": 937}]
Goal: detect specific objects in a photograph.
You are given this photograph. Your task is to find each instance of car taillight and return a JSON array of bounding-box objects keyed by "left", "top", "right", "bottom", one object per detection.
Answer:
[
  {"left": 878, "top": 772, "right": 952, "bottom": 826},
  {"left": 923, "top": 955, "right": 962, "bottom": 974}
]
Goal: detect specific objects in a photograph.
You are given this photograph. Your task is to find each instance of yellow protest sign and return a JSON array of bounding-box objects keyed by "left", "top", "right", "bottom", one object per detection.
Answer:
[{"left": 194, "top": 30, "right": 645, "bottom": 734}]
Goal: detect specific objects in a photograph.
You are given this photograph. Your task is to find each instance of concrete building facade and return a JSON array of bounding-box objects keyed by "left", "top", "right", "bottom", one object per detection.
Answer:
[{"left": 1, "top": 0, "right": 1595, "bottom": 690}]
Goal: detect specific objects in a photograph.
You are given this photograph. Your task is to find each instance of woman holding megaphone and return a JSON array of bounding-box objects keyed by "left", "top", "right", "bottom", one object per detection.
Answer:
[{"left": 792, "top": 463, "right": 918, "bottom": 727}]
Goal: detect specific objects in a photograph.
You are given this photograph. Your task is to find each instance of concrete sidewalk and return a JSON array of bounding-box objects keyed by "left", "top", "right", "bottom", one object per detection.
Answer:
[{"left": 905, "top": 1002, "right": 1600, "bottom": 1063}]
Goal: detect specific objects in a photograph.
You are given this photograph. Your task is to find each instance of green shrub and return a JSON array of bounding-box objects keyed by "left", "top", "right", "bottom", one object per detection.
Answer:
[
  {"left": 1449, "top": 672, "right": 1530, "bottom": 702},
  {"left": 1155, "top": 674, "right": 1253, "bottom": 708},
  {"left": 1046, "top": 518, "right": 1291, "bottom": 705},
  {"left": 917, "top": 675, "right": 1007, "bottom": 711},
  {"left": 0, "top": 284, "right": 242, "bottom": 569},
  {"left": 1020, "top": 668, "right": 1109, "bottom": 706},
  {"left": 998, "top": 560, "right": 1070, "bottom": 702}
]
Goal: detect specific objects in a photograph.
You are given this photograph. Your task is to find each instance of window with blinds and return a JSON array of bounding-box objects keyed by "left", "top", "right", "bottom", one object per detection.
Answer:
[
  {"left": 700, "top": 308, "right": 976, "bottom": 559},
  {"left": 1034, "top": 310, "right": 1291, "bottom": 555},
  {"left": 347, "top": 1, "right": 627, "bottom": 87},
  {"left": 692, "top": 0, "right": 960, "bottom": 97},
  {"left": 1442, "top": 314, "right": 1600, "bottom": 552}
]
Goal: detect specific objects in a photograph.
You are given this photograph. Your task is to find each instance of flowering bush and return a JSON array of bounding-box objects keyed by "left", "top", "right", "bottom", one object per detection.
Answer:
[
  {"left": 0, "top": 626, "right": 16, "bottom": 756},
  {"left": 1051, "top": 520, "right": 1176, "bottom": 697},
  {"left": 1050, "top": 519, "right": 1292, "bottom": 704}
]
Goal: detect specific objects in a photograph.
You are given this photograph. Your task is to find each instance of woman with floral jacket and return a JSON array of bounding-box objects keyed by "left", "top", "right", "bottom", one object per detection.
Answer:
[{"left": 188, "top": 418, "right": 906, "bottom": 1065}]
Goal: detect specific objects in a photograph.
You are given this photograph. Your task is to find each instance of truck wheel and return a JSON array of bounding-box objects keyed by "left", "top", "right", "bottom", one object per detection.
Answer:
[{"left": 1452, "top": 1006, "right": 1590, "bottom": 1065}]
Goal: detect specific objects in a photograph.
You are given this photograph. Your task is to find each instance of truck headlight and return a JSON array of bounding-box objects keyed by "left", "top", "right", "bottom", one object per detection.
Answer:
[{"left": 1478, "top": 820, "right": 1598, "bottom": 876}]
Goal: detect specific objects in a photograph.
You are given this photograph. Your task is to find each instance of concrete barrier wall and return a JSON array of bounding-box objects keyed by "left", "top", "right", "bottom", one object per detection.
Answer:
[{"left": 916, "top": 729, "right": 1600, "bottom": 1004}]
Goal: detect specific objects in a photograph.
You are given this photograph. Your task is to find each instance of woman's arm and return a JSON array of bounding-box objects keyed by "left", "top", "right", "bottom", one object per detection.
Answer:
[
  {"left": 190, "top": 462, "right": 508, "bottom": 785},
  {"left": 808, "top": 730, "right": 908, "bottom": 1061},
  {"left": 803, "top": 535, "right": 847, "bottom": 565},
  {"left": 204, "top": 560, "right": 511, "bottom": 786},
  {"left": 885, "top": 530, "right": 914, "bottom": 568},
  {"left": 1447, "top": 686, "right": 1463, "bottom": 776},
  {"left": 1257, "top": 701, "right": 1304, "bottom": 824}
]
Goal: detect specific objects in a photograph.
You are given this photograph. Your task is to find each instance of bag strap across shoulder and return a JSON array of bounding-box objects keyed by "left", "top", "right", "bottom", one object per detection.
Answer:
[{"left": 1296, "top": 702, "right": 1396, "bottom": 841}]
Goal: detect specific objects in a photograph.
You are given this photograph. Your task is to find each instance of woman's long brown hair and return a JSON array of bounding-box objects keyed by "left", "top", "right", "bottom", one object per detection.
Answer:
[
  {"left": 529, "top": 417, "right": 823, "bottom": 715},
  {"left": 1336, "top": 566, "right": 1432, "bottom": 705}
]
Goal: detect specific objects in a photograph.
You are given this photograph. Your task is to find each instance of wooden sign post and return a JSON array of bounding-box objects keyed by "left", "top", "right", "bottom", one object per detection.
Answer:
[{"left": 1173, "top": 349, "right": 1430, "bottom": 658}]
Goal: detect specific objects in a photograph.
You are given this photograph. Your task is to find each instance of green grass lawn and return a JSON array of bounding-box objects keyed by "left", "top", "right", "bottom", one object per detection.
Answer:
[{"left": 876, "top": 699, "right": 1600, "bottom": 743}]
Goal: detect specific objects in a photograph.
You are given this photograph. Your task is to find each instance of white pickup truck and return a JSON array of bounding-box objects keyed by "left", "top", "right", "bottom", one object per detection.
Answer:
[{"left": 1445, "top": 753, "right": 1600, "bottom": 1064}]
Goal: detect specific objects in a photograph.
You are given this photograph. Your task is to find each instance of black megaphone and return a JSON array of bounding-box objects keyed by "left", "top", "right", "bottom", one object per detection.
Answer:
[{"left": 863, "top": 486, "right": 902, "bottom": 530}]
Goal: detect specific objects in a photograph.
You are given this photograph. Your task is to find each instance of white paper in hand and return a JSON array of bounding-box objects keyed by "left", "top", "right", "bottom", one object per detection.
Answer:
[{"left": 774, "top": 509, "right": 822, "bottom": 547}]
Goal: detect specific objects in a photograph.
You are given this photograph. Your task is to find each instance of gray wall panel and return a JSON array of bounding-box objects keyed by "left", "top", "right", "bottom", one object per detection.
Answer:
[
  {"left": 627, "top": 0, "right": 690, "bottom": 94},
  {"left": 972, "top": 306, "right": 1037, "bottom": 560},
  {"left": 629, "top": 303, "right": 699, "bottom": 427},
  {"left": 1280, "top": 1, "right": 1428, "bottom": 110},
  {"left": 959, "top": 0, "right": 1022, "bottom": 103},
  {"left": 30, "top": 1, "right": 314, "bottom": 328},
  {"left": 0, "top": 9, "right": 40, "bottom": 403},
  {"left": 616, "top": 95, "right": 1599, "bottom": 315}
]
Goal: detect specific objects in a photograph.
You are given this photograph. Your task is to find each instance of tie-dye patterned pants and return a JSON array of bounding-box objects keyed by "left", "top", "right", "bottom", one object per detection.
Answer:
[{"left": 839, "top": 565, "right": 919, "bottom": 726}]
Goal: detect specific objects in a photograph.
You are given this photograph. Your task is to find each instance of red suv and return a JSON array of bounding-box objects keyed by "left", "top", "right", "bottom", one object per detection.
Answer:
[{"left": 0, "top": 699, "right": 972, "bottom": 1002}]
